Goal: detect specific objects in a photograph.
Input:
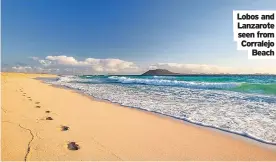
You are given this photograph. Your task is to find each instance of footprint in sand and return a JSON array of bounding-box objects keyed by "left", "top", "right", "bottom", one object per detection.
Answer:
[
  {"left": 67, "top": 142, "right": 80, "bottom": 150},
  {"left": 35, "top": 102, "right": 40, "bottom": 104},
  {"left": 60, "top": 125, "right": 69, "bottom": 131},
  {"left": 46, "top": 117, "right": 53, "bottom": 120},
  {"left": 35, "top": 106, "right": 41, "bottom": 108},
  {"left": 45, "top": 110, "right": 50, "bottom": 113}
]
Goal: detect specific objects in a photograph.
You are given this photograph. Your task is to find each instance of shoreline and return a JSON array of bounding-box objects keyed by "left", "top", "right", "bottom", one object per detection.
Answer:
[
  {"left": 2, "top": 72, "right": 276, "bottom": 161},
  {"left": 53, "top": 84, "right": 276, "bottom": 151},
  {"left": 73, "top": 91, "right": 276, "bottom": 150},
  {"left": 39, "top": 77, "right": 276, "bottom": 148},
  {"left": 38, "top": 76, "right": 276, "bottom": 151}
]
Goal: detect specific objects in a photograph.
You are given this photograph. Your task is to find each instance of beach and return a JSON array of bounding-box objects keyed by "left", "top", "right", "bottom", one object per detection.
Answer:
[{"left": 1, "top": 72, "right": 276, "bottom": 161}]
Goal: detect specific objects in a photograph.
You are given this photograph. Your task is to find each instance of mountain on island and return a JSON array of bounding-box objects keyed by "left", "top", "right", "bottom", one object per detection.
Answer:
[{"left": 142, "top": 69, "right": 179, "bottom": 76}]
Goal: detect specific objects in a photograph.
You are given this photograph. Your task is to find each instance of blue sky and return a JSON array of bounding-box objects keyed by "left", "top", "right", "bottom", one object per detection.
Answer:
[{"left": 2, "top": 0, "right": 276, "bottom": 74}]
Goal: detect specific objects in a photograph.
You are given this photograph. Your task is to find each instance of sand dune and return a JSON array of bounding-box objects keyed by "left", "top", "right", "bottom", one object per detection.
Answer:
[{"left": 1, "top": 72, "right": 276, "bottom": 161}]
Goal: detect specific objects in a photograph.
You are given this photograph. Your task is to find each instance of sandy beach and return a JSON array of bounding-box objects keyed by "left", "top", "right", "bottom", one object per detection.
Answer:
[{"left": 1, "top": 72, "right": 276, "bottom": 161}]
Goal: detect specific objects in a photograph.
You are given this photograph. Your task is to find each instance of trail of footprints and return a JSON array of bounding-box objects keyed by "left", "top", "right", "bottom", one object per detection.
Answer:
[{"left": 19, "top": 88, "right": 80, "bottom": 151}]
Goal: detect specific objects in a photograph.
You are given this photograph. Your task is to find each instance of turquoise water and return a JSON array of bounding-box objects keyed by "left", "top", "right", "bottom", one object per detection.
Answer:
[
  {"left": 48, "top": 75, "right": 276, "bottom": 144},
  {"left": 77, "top": 75, "right": 276, "bottom": 95}
]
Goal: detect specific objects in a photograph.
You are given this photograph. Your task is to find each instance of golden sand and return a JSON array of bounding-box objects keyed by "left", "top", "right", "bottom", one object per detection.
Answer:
[{"left": 1, "top": 72, "right": 276, "bottom": 161}]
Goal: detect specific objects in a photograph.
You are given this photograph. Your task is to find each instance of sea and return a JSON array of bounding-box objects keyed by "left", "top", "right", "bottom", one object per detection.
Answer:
[{"left": 43, "top": 75, "right": 276, "bottom": 145}]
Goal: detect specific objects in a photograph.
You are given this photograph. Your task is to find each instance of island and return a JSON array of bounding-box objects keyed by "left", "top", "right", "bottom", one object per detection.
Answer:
[{"left": 142, "top": 69, "right": 180, "bottom": 76}]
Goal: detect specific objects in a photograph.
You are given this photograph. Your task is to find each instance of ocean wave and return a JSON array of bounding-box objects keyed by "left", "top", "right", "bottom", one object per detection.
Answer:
[
  {"left": 234, "top": 83, "right": 276, "bottom": 95},
  {"left": 56, "top": 75, "right": 76, "bottom": 82},
  {"left": 56, "top": 75, "right": 101, "bottom": 83},
  {"left": 153, "top": 76, "right": 177, "bottom": 79},
  {"left": 56, "top": 76, "right": 276, "bottom": 95},
  {"left": 108, "top": 76, "right": 240, "bottom": 89}
]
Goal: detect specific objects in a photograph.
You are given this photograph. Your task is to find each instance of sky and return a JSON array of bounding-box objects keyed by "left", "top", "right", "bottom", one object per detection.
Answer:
[{"left": 2, "top": 0, "right": 276, "bottom": 74}]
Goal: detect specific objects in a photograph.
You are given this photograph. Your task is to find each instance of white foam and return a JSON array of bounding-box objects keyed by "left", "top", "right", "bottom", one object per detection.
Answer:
[
  {"left": 108, "top": 76, "right": 240, "bottom": 89},
  {"left": 56, "top": 75, "right": 101, "bottom": 83},
  {"left": 56, "top": 75, "right": 76, "bottom": 82}
]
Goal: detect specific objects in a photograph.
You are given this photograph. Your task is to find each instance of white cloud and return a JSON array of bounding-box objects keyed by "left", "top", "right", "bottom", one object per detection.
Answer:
[
  {"left": 10, "top": 65, "right": 61, "bottom": 74},
  {"left": 45, "top": 55, "right": 79, "bottom": 65},
  {"left": 11, "top": 66, "right": 33, "bottom": 73},
  {"left": 38, "top": 59, "right": 52, "bottom": 66},
  {"left": 37, "top": 55, "right": 140, "bottom": 74},
  {"left": 29, "top": 56, "right": 39, "bottom": 61}
]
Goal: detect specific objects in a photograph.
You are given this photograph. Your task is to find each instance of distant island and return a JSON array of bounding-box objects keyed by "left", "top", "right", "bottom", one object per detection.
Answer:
[
  {"left": 142, "top": 69, "right": 180, "bottom": 75},
  {"left": 141, "top": 69, "right": 275, "bottom": 76}
]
